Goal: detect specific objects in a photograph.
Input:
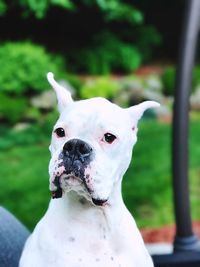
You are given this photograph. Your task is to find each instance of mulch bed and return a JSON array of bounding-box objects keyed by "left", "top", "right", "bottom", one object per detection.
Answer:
[
  {"left": 141, "top": 222, "right": 200, "bottom": 243},
  {"left": 135, "top": 65, "right": 164, "bottom": 76}
]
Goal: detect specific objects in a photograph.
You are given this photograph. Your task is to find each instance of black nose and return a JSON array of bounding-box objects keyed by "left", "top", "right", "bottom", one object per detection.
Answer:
[{"left": 63, "top": 139, "right": 93, "bottom": 161}]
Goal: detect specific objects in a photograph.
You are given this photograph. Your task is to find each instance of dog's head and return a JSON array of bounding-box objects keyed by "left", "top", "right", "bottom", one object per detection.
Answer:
[{"left": 47, "top": 73, "right": 159, "bottom": 206}]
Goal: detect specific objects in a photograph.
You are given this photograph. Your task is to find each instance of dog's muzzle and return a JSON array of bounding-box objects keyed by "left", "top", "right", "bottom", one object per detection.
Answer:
[{"left": 52, "top": 139, "right": 93, "bottom": 199}]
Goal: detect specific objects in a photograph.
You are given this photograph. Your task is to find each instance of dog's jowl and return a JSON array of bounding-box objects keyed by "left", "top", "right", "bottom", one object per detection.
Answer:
[{"left": 19, "top": 72, "right": 159, "bottom": 267}]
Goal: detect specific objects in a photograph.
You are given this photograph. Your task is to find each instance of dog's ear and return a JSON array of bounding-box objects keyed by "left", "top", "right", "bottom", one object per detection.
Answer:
[
  {"left": 47, "top": 72, "right": 73, "bottom": 112},
  {"left": 127, "top": 101, "right": 160, "bottom": 122}
]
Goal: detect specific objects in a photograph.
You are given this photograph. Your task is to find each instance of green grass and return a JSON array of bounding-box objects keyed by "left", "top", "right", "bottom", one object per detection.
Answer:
[
  {"left": 0, "top": 144, "right": 50, "bottom": 229},
  {"left": 123, "top": 121, "right": 173, "bottom": 228},
  {"left": 1, "top": 118, "right": 200, "bottom": 231}
]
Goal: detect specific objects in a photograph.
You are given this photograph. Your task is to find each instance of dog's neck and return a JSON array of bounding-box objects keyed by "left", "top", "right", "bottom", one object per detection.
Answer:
[{"left": 48, "top": 179, "right": 126, "bottom": 230}]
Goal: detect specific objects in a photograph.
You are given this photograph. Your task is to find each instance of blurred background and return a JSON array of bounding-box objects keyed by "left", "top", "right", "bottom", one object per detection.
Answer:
[{"left": 0, "top": 0, "right": 200, "bottom": 242}]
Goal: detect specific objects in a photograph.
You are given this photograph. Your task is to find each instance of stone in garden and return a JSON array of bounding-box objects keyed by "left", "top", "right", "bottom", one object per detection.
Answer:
[
  {"left": 143, "top": 89, "right": 165, "bottom": 104},
  {"left": 31, "top": 90, "right": 56, "bottom": 110},
  {"left": 113, "top": 77, "right": 144, "bottom": 106},
  {"left": 144, "top": 75, "right": 163, "bottom": 92},
  {"left": 31, "top": 80, "right": 76, "bottom": 110},
  {"left": 190, "top": 86, "right": 200, "bottom": 111},
  {"left": 154, "top": 105, "right": 172, "bottom": 123},
  {"left": 13, "top": 122, "right": 31, "bottom": 132}
]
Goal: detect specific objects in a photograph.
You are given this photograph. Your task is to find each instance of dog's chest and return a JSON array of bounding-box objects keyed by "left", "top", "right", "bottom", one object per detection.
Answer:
[
  {"left": 20, "top": 199, "right": 153, "bottom": 267},
  {"left": 32, "top": 218, "right": 131, "bottom": 267},
  {"left": 20, "top": 209, "right": 153, "bottom": 267},
  {"left": 23, "top": 205, "right": 140, "bottom": 267}
]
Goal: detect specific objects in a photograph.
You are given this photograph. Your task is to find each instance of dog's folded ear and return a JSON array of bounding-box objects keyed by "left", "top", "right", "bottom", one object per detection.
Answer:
[
  {"left": 127, "top": 101, "right": 160, "bottom": 122},
  {"left": 47, "top": 72, "right": 73, "bottom": 112}
]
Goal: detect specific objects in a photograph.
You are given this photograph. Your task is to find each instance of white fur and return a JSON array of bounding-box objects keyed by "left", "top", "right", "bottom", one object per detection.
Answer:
[
  {"left": 20, "top": 73, "right": 159, "bottom": 267},
  {"left": 47, "top": 72, "right": 73, "bottom": 112}
]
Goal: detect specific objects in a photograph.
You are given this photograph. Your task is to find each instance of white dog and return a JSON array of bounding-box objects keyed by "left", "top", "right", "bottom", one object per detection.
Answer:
[{"left": 20, "top": 73, "right": 159, "bottom": 267}]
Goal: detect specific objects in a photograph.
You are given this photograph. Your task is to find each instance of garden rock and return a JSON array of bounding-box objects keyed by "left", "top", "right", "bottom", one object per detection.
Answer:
[
  {"left": 31, "top": 90, "right": 56, "bottom": 110},
  {"left": 190, "top": 86, "right": 200, "bottom": 111},
  {"left": 31, "top": 80, "right": 76, "bottom": 110},
  {"left": 143, "top": 89, "right": 164, "bottom": 104},
  {"left": 144, "top": 75, "right": 162, "bottom": 92},
  {"left": 13, "top": 122, "right": 31, "bottom": 132},
  {"left": 114, "top": 78, "right": 144, "bottom": 106},
  {"left": 154, "top": 104, "right": 172, "bottom": 122},
  {"left": 129, "top": 87, "right": 144, "bottom": 105}
]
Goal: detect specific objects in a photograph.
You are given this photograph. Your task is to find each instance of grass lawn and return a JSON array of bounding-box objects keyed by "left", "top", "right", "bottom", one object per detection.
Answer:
[{"left": 1, "top": 118, "right": 200, "bottom": 231}]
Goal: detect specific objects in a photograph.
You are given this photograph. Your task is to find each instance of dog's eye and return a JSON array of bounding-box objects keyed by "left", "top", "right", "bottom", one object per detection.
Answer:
[
  {"left": 103, "top": 133, "right": 117, "bottom": 144},
  {"left": 54, "top": 128, "right": 65, "bottom": 138}
]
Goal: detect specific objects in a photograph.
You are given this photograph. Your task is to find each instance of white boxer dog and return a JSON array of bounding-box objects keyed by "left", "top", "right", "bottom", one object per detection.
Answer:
[{"left": 20, "top": 73, "right": 159, "bottom": 267}]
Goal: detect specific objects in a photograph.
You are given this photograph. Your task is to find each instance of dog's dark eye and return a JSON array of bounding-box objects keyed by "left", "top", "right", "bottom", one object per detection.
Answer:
[
  {"left": 104, "top": 133, "right": 117, "bottom": 144},
  {"left": 55, "top": 128, "right": 65, "bottom": 138}
]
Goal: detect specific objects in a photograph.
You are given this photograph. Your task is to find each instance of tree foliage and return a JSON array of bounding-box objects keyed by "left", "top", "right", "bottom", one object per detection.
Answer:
[
  {"left": 71, "top": 32, "right": 142, "bottom": 74},
  {"left": 0, "top": 41, "right": 66, "bottom": 94},
  {"left": 83, "top": 0, "right": 143, "bottom": 25},
  {"left": 0, "top": 0, "right": 161, "bottom": 73},
  {"left": 0, "top": 0, "right": 143, "bottom": 21},
  {"left": 0, "top": 0, "right": 74, "bottom": 18}
]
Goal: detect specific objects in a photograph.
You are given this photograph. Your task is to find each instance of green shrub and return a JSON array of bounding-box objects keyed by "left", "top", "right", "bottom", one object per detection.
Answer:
[
  {"left": 135, "top": 25, "right": 162, "bottom": 62},
  {"left": 0, "top": 93, "right": 28, "bottom": 124},
  {"left": 192, "top": 67, "right": 200, "bottom": 89},
  {"left": 0, "top": 0, "right": 74, "bottom": 18},
  {"left": 0, "top": 41, "right": 66, "bottom": 95},
  {"left": 71, "top": 33, "right": 142, "bottom": 74},
  {"left": 162, "top": 65, "right": 200, "bottom": 96},
  {"left": 161, "top": 67, "right": 176, "bottom": 96},
  {"left": 80, "top": 77, "right": 119, "bottom": 99},
  {"left": 0, "top": 1, "right": 161, "bottom": 75}
]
